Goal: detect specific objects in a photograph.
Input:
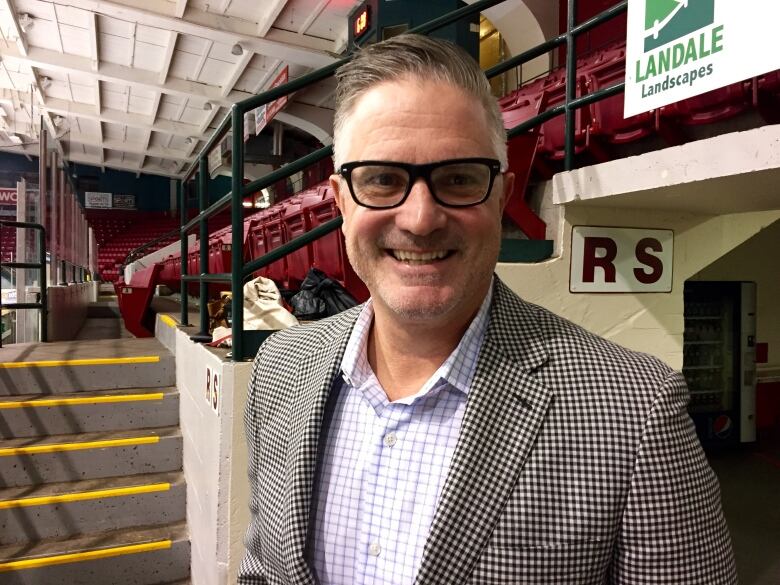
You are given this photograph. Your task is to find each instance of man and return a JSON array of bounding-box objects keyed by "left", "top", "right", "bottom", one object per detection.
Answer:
[{"left": 240, "top": 34, "right": 736, "bottom": 584}]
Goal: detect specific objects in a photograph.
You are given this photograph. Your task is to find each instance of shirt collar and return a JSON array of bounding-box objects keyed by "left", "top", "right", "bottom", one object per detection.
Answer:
[{"left": 340, "top": 280, "right": 493, "bottom": 400}]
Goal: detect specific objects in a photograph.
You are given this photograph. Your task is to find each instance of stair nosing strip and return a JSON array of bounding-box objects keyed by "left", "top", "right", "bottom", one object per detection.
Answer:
[
  {"left": 0, "top": 356, "right": 161, "bottom": 369},
  {"left": 0, "top": 482, "right": 172, "bottom": 509},
  {"left": 0, "top": 392, "right": 166, "bottom": 410},
  {"left": 0, "top": 435, "right": 161, "bottom": 456},
  {"left": 0, "top": 540, "right": 173, "bottom": 572}
]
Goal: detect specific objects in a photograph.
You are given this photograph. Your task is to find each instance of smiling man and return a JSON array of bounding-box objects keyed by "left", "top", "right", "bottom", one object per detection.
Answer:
[{"left": 239, "top": 35, "right": 735, "bottom": 585}]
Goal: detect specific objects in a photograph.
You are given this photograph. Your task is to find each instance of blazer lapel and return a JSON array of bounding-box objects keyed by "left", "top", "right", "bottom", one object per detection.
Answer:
[
  {"left": 281, "top": 309, "right": 360, "bottom": 585},
  {"left": 415, "top": 280, "right": 553, "bottom": 584}
]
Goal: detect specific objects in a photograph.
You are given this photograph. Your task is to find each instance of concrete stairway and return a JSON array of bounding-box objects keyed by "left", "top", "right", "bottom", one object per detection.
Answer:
[{"left": 0, "top": 338, "right": 189, "bottom": 584}]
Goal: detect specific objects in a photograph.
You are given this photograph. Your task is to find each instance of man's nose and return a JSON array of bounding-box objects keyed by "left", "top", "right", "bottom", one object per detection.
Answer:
[{"left": 395, "top": 178, "right": 447, "bottom": 235}]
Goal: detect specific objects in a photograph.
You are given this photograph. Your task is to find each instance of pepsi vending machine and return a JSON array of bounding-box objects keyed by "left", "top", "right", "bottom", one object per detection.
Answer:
[{"left": 684, "top": 281, "right": 757, "bottom": 447}]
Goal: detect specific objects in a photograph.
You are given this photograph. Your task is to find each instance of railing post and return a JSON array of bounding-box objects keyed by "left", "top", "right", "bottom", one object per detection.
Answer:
[
  {"left": 231, "top": 106, "right": 244, "bottom": 361},
  {"left": 38, "top": 226, "right": 48, "bottom": 342},
  {"left": 191, "top": 157, "right": 212, "bottom": 343},
  {"left": 564, "top": 0, "right": 577, "bottom": 171},
  {"left": 180, "top": 180, "right": 190, "bottom": 326}
]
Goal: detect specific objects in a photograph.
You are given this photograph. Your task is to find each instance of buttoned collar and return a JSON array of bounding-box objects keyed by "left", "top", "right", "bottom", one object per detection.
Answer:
[{"left": 340, "top": 281, "right": 493, "bottom": 403}]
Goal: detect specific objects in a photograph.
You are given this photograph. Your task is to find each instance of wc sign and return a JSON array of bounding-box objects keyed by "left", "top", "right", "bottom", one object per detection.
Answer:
[{"left": 570, "top": 227, "right": 673, "bottom": 293}]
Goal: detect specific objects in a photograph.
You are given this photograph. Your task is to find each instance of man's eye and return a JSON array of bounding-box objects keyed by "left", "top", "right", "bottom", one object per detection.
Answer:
[
  {"left": 358, "top": 172, "right": 406, "bottom": 189},
  {"left": 367, "top": 173, "right": 403, "bottom": 187},
  {"left": 446, "top": 174, "right": 474, "bottom": 185}
]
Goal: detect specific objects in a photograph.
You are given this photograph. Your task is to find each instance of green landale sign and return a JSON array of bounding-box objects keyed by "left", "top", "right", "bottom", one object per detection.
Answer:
[{"left": 644, "top": 0, "right": 715, "bottom": 52}]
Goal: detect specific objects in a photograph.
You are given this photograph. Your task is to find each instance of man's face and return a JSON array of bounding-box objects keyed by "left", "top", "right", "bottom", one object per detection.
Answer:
[{"left": 331, "top": 78, "right": 514, "bottom": 326}]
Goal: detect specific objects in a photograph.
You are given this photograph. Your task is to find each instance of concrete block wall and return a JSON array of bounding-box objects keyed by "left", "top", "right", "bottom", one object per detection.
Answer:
[
  {"left": 168, "top": 314, "right": 251, "bottom": 585},
  {"left": 47, "top": 282, "right": 98, "bottom": 341}
]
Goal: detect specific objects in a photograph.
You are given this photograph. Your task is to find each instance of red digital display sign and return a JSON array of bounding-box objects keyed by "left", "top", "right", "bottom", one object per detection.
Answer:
[{"left": 354, "top": 6, "right": 370, "bottom": 39}]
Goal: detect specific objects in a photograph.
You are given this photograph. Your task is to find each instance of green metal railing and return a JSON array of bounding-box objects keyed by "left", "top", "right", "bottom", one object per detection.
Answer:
[
  {"left": 0, "top": 220, "right": 48, "bottom": 347},
  {"left": 179, "top": 0, "right": 627, "bottom": 360}
]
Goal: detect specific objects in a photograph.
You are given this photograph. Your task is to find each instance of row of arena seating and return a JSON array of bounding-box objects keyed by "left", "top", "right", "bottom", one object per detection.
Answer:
[
  {"left": 1, "top": 227, "right": 15, "bottom": 263},
  {"left": 500, "top": 41, "right": 780, "bottom": 168},
  {"left": 88, "top": 211, "right": 180, "bottom": 283},
  {"left": 115, "top": 38, "right": 780, "bottom": 337}
]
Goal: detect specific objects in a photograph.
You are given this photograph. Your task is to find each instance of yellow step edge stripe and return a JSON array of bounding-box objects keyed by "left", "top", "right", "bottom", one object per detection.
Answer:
[
  {"left": 0, "top": 356, "right": 160, "bottom": 369},
  {"left": 0, "top": 392, "right": 165, "bottom": 410},
  {"left": 0, "top": 482, "right": 171, "bottom": 510},
  {"left": 159, "top": 314, "right": 177, "bottom": 328},
  {"left": 0, "top": 436, "right": 160, "bottom": 457},
  {"left": 0, "top": 539, "right": 172, "bottom": 572}
]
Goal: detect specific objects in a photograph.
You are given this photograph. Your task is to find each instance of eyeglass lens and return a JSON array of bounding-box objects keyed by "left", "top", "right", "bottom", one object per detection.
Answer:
[{"left": 350, "top": 162, "right": 492, "bottom": 207}]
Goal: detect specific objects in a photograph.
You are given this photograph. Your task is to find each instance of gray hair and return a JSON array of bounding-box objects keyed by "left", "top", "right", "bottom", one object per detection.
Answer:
[{"left": 332, "top": 34, "right": 507, "bottom": 170}]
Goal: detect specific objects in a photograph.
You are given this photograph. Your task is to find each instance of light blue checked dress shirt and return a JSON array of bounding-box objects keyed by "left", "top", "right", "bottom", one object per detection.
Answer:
[{"left": 311, "top": 287, "right": 493, "bottom": 585}]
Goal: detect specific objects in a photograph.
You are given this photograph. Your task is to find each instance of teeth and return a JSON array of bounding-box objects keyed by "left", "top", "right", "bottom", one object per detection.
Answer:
[{"left": 392, "top": 250, "right": 448, "bottom": 262}]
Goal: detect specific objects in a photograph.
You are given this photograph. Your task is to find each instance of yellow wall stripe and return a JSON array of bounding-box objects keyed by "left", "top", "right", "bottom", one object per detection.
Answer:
[
  {"left": 159, "top": 314, "right": 177, "bottom": 328},
  {"left": 0, "top": 483, "right": 171, "bottom": 510},
  {"left": 0, "top": 540, "right": 172, "bottom": 572},
  {"left": 0, "top": 392, "right": 165, "bottom": 410},
  {"left": 0, "top": 356, "right": 161, "bottom": 369},
  {"left": 0, "top": 436, "right": 160, "bottom": 457}
]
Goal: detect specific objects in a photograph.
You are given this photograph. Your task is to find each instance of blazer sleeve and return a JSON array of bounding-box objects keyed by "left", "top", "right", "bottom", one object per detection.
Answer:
[
  {"left": 237, "top": 346, "right": 269, "bottom": 585},
  {"left": 608, "top": 370, "right": 737, "bottom": 584}
]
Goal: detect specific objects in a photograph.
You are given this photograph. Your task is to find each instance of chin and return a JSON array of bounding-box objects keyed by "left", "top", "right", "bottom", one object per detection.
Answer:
[{"left": 378, "top": 289, "right": 462, "bottom": 322}]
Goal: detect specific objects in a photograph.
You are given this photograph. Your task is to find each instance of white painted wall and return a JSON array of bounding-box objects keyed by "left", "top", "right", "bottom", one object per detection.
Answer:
[
  {"left": 46, "top": 282, "right": 98, "bottom": 341},
  {"left": 173, "top": 324, "right": 251, "bottom": 585}
]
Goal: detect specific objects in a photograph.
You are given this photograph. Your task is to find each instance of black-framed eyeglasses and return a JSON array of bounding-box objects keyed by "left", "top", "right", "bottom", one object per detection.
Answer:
[{"left": 338, "top": 158, "right": 502, "bottom": 209}]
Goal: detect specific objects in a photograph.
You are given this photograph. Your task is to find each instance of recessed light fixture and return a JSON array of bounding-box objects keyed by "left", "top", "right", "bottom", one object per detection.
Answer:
[
  {"left": 18, "top": 13, "right": 34, "bottom": 33},
  {"left": 231, "top": 43, "right": 243, "bottom": 56},
  {"left": 185, "top": 136, "right": 195, "bottom": 145},
  {"left": 203, "top": 102, "right": 213, "bottom": 111}
]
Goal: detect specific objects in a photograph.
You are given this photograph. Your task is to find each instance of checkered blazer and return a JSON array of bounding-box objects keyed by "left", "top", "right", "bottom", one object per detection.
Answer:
[{"left": 239, "top": 278, "right": 736, "bottom": 585}]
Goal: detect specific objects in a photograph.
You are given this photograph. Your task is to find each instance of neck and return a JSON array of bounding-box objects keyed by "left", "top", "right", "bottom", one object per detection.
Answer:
[{"left": 366, "top": 300, "right": 483, "bottom": 402}]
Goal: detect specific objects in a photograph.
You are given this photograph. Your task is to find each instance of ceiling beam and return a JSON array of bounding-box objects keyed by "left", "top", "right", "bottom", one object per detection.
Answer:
[
  {"left": 64, "top": 133, "right": 193, "bottom": 163},
  {"left": 149, "top": 92, "right": 162, "bottom": 125},
  {"left": 159, "top": 31, "right": 178, "bottom": 84},
  {"left": 221, "top": 49, "right": 253, "bottom": 98},
  {"left": 174, "top": 0, "right": 188, "bottom": 18},
  {"left": 0, "top": 41, "right": 255, "bottom": 108},
  {"left": 2, "top": 0, "right": 28, "bottom": 57},
  {"left": 58, "top": 0, "right": 335, "bottom": 68},
  {"left": 0, "top": 136, "right": 177, "bottom": 177},
  {"left": 198, "top": 105, "right": 220, "bottom": 135},
  {"left": 298, "top": 0, "right": 331, "bottom": 36},
  {"left": 88, "top": 11, "right": 99, "bottom": 72},
  {"left": 257, "top": 0, "right": 289, "bottom": 37},
  {"left": 35, "top": 95, "right": 209, "bottom": 140}
]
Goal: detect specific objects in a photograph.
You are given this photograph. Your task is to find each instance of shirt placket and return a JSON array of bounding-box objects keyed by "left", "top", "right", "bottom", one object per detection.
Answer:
[{"left": 356, "top": 399, "right": 411, "bottom": 585}]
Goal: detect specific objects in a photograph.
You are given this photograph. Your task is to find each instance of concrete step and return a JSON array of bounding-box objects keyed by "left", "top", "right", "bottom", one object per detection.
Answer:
[
  {"left": 0, "top": 522, "right": 189, "bottom": 585},
  {"left": 0, "top": 472, "right": 185, "bottom": 545},
  {"left": 0, "top": 427, "right": 182, "bottom": 488},
  {"left": 0, "top": 338, "right": 175, "bottom": 395},
  {"left": 0, "top": 387, "right": 179, "bottom": 439},
  {"left": 87, "top": 301, "right": 121, "bottom": 318}
]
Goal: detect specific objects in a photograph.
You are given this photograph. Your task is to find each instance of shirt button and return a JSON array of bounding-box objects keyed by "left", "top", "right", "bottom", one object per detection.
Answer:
[
  {"left": 368, "top": 542, "right": 381, "bottom": 557},
  {"left": 384, "top": 433, "right": 397, "bottom": 447}
]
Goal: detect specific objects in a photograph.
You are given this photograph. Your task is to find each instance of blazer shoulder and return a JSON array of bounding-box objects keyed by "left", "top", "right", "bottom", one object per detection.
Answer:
[{"left": 493, "top": 280, "right": 674, "bottom": 386}]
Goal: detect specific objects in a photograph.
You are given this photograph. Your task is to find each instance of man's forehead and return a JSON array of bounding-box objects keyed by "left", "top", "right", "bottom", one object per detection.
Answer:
[{"left": 350, "top": 77, "right": 479, "bottom": 117}]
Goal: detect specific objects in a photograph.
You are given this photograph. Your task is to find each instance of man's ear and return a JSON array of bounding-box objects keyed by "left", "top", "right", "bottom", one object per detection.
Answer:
[
  {"left": 499, "top": 171, "right": 515, "bottom": 214},
  {"left": 329, "top": 174, "right": 348, "bottom": 233}
]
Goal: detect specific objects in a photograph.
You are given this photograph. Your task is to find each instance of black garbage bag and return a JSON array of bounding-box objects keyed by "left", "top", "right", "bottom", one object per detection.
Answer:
[{"left": 290, "top": 268, "right": 359, "bottom": 319}]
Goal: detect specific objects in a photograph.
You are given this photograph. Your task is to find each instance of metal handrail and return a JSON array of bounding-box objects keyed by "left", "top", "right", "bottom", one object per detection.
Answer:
[
  {"left": 0, "top": 220, "right": 48, "bottom": 347},
  {"left": 178, "top": 0, "right": 628, "bottom": 360}
]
